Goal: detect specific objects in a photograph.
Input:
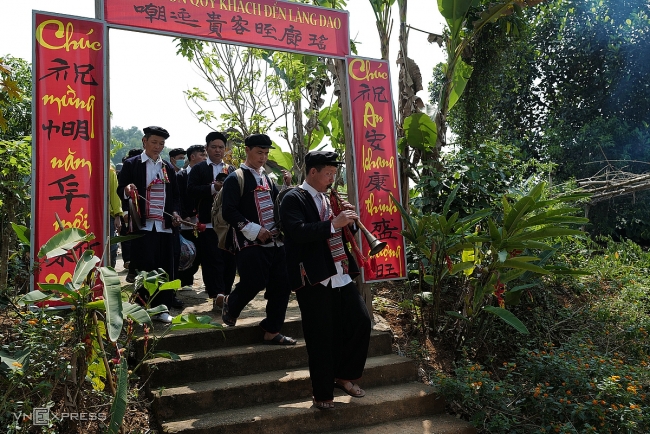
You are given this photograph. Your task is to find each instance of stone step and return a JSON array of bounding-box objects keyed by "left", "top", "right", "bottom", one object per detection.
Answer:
[
  {"left": 159, "top": 382, "right": 445, "bottom": 434},
  {"left": 147, "top": 330, "right": 393, "bottom": 388},
  {"left": 153, "top": 353, "right": 419, "bottom": 420},
  {"left": 328, "top": 414, "right": 478, "bottom": 434},
  {"left": 135, "top": 309, "right": 304, "bottom": 358}
]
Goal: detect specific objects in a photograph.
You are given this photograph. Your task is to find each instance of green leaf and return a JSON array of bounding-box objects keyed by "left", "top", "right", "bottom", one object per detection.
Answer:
[
  {"left": 36, "top": 283, "right": 69, "bottom": 293},
  {"left": 72, "top": 250, "right": 100, "bottom": 288},
  {"left": 268, "top": 146, "right": 293, "bottom": 170},
  {"left": 488, "top": 218, "right": 502, "bottom": 244},
  {"left": 122, "top": 302, "right": 153, "bottom": 324},
  {"left": 422, "top": 275, "right": 436, "bottom": 286},
  {"left": 517, "top": 215, "right": 589, "bottom": 230},
  {"left": 447, "top": 59, "right": 473, "bottom": 112},
  {"left": 509, "top": 228, "right": 584, "bottom": 242},
  {"left": 498, "top": 250, "right": 508, "bottom": 263},
  {"left": 509, "top": 283, "right": 539, "bottom": 294},
  {"left": 484, "top": 306, "right": 529, "bottom": 334},
  {"left": 445, "top": 311, "right": 470, "bottom": 322},
  {"left": 18, "top": 290, "right": 52, "bottom": 305},
  {"left": 544, "top": 266, "right": 591, "bottom": 276},
  {"left": 443, "top": 184, "right": 459, "bottom": 216},
  {"left": 503, "top": 196, "right": 534, "bottom": 234},
  {"left": 403, "top": 113, "right": 437, "bottom": 151},
  {"left": 0, "top": 348, "right": 31, "bottom": 373},
  {"left": 438, "top": 0, "right": 479, "bottom": 39},
  {"left": 501, "top": 259, "right": 550, "bottom": 274},
  {"left": 159, "top": 279, "right": 182, "bottom": 291},
  {"left": 171, "top": 313, "right": 223, "bottom": 330},
  {"left": 99, "top": 266, "right": 123, "bottom": 342},
  {"left": 107, "top": 358, "right": 128, "bottom": 434},
  {"left": 37, "top": 228, "right": 91, "bottom": 259},
  {"left": 450, "top": 261, "right": 475, "bottom": 275},
  {"left": 152, "top": 351, "right": 182, "bottom": 360},
  {"left": 11, "top": 222, "right": 30, "bottom": 245},
  {"left": 147, "top": 305, "right": 169, "bottom": 316}
]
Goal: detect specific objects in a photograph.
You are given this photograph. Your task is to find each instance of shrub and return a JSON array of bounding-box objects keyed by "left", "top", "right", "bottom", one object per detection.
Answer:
[{"left": 435, "top": 338, "right": 650, "bottom": 433}]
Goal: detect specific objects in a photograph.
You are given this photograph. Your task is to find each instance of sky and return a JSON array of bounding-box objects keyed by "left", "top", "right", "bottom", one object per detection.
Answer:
[{"left": 2, "top": 0, "right": 445, "bottom": 151}]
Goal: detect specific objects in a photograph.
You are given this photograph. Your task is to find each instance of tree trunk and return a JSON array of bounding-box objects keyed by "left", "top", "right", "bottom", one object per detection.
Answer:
[
  {"left": 292, "top": 98, "right": 307, "bottom": 183},
  {"left": 397, "top": 0, "right": 412, "bottom": 208},
  {"left": 0, "top": 193, "right": 17, "bottom": 290}
]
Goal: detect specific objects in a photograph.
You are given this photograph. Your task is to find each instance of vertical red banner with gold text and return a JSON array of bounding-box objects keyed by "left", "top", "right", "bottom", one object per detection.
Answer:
[
  {"left": 346, "top": 56, "right": 406, "bottom": 283},
  {"left": 33, "top": 13, "right": 105, "bottom": 287}
]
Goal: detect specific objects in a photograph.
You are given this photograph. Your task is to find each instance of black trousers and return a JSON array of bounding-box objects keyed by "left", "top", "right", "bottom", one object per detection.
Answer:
[
  {"left": 228, "top": 245, "right": 290, "bottom": 334},
  {"left": 296, "top": 281, "right": 372, "bottom": 402},
  {"left": 119, "top": 216, "right": 131, "bottom": 263},
  {"left": 177, "top": 229, "right": 200, "bottom": 287},
  {"left": 197, "top": 229, "right": 236, "bottom": 298},
  {"left": 130, "top": 227, "right": 175, "bottom": 309}
]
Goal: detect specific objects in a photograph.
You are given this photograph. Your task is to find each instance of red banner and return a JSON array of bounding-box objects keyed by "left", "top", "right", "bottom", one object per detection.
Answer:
[
  {"left": 346, "top": 57, "right": 406, "bottom": 283},
  {"left": 105, "top": 0, "right": 349, "bottom": 58},
  {"left": 33, "top": 13, "right": 106, "bottom": 286}
]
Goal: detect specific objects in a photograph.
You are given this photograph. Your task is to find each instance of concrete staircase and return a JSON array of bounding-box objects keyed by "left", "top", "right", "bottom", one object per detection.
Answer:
[{"left": 143, "top": 291, "right": 476, "bottom": 434}]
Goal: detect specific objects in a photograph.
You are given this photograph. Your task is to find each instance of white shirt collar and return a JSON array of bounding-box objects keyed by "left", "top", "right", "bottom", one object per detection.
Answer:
[
  {"left": 141, "top": 152, "right": 162, "bottom": 165},
  {"left": 300, "top": 181, "right": 321, "bottom": 199},
  {"left": 241, "top": 163, "right": 265, "bottom": 176}
]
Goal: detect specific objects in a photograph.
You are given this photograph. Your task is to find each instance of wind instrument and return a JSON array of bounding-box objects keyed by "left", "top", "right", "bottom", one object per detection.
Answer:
[{"left": 330, "top": 189, "right": 387, "bottom": 256}]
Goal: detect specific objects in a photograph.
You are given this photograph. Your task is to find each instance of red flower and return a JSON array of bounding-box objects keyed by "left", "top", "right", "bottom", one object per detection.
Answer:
[
  {"left": 445, "top": 255, "right": 453, "bottom": 273},
  {"left": 494, "top": 281, "right": 506, "bottom": 308},
  {"left": 196, "top": 222, "right": 206, "bottom": 232}
]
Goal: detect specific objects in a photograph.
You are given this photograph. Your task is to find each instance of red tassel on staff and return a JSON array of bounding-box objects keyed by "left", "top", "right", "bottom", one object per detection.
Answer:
[{"left": 129, "top": 188, "right": 140, "bottom": 216}]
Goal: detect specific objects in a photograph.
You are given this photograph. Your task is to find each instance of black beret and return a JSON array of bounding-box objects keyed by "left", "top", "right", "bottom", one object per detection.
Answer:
[
  {"left": 143, "top": 126, "right": 170, "bottom": 139},
  {"left": 169, "top": 148, "right": 186, "bottom": 158},
  {"left": 244, "top": 133, "right": 274, "bottom": 149},
  {"left": 205, "top": 131, "right": 228, "bottom": 145},
  {"left": 305, "top": 151, "right": 343, "bottom": 168}
]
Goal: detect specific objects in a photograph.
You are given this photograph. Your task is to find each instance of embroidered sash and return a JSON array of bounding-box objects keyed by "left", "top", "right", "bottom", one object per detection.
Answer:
[
  {"left": 318, "top": 193, "right": 347, "bottom": 267},
  {"left": 254, "top": 175, "right": 275, "bottom": 229},
  {"left": 255, "top": 189, "right": 275, "bottom": 229},
  {"left": 147, "top": 181, "right": 165, "bottom": 223}
]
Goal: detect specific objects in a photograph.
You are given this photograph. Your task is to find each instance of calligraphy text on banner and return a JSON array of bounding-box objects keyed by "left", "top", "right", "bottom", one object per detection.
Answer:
[
  {"left": 346, "top": 56, "right": 406, "bottom": 283},
  {"left": 33, "top": 13, "right": 105, "bottom": 287},
  {"left": 104, "top": 0, "right": 349, "bottom": 58}
]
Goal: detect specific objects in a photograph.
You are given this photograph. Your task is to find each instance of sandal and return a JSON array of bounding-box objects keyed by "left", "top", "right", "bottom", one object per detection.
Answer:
[
  {"left": 334, "top": 380, "right": 365, "bottom": 398},
  {"left": 221, "top": 296, "right": 237, "bottom": 327},
  {"left": 312, "top": 398, "right": 334, "bottom": 410},
  {"left": 264, "top": 333, "right": 297, "bottom": 345}
]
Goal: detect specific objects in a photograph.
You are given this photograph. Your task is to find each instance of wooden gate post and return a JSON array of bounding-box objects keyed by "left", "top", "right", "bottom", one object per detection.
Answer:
[{"left": 334, "top": 58, "right": 374, "bottom": 322}]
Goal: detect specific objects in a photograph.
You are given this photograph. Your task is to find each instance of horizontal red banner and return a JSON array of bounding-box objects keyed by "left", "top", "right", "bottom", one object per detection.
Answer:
[
  {"left": 105, "top": 0, "right": 349, "bottom": 58},
  {"left": 346, "top": 56, "right": 406, "bottom": 283},
  {"left": 33, "top": 13, "right": 106, "bottom": 286}
]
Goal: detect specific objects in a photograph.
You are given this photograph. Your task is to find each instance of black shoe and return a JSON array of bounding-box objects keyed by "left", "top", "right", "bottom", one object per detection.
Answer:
[{"left": 170, "top": 296, "right": 184, "bottom": 308}]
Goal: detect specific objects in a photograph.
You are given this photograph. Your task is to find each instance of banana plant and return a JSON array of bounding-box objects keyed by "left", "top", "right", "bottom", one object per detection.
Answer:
[{"left": 12, "top": 225, "right": 220, "bottom": 433}]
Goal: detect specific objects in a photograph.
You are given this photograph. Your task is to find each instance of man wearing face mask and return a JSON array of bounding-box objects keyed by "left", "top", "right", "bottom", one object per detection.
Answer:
[{"left": 169, "top": 148, "right": 187, "bottom": 172}]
